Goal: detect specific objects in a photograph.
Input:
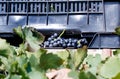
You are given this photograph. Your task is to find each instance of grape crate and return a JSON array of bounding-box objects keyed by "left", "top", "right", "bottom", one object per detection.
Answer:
[{"left": 41, "top": 33, "right": 88, "bottom": 49}]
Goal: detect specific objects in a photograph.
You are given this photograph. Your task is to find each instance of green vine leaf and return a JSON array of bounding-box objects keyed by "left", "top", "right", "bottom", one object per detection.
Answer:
[
  {"left": 28, "top": 70, "right": 47, "bottom": 79},
  {"left": 113, "top": 49, "right": 120, "bottom": 56},
  {"left": 29, "top": 54, "right": 38, "bottom": 68},
  {"left": 14, "top": 26, "right": 45, "bottom": 52},
  {"left": 115, "top": 26, "right": 120, "bottom": 35},
  {"left": 66, "top": 46, "right": 87, "bottom": 70},
  {"left": 10, "top": 75, "right": 22, "bottom": 79},
  {"left": 40, "top": 53, "right": 63, "bottom": 71},
  {"left": 16, "top": 55, "right": 28, "bottom": 68},
  {"left": 54, "top": 50, "right": 69, "bottom": 68},
  {"left": 85, "top": 54, "right": 101, "bottom": 67},
  {"left": 84, "top": 54, "right": 102, "bottom": 75},
  {"left": 54, "top": 50, "right": 69, "bottom": 61},
  {"left": 66, "top": 49, "right": 75, "bottom": 69},
  {"left": 100, "top": 56, "right": 120, "bottom": 78},
  {"left": 16, "top": 43, "right": 26, "bottom": 55},
  {"left": 68, "top": 70, "right": 79, "bottom": 79},
  {"left": 74, "top": 46, "right": 88, "bottom": 70},
  {"left": 112, "top": 72, "right": 120, "bottom": 79},
  {"left": 0, "top": 38, "right": 15, "bottom": 58},
  {"left": 0, "top": 74, "right": 6, "bottom": 79},
  {"left": 79, "top": 71, "right": 97, "bottom": 79},
  {"left": 13, "top": 26, "right": 25, "bottom": 40}
]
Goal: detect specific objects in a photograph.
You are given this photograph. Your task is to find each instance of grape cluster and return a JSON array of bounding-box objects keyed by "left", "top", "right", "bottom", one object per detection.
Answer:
[{"left": 42, "top": 33, "right": 87, "bottom": 48}]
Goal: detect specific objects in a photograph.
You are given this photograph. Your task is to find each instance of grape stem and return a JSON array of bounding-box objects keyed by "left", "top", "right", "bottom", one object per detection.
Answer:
[{"left": 58, "top": 29, "right": 65, "bottom": 38}]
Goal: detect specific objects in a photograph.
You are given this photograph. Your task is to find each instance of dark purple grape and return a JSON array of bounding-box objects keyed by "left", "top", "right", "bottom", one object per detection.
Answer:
[
  {"left": 59, "top": 39, "right": 64, "bottom": 44},
  {"left": 53, "top": 33, "right": 58, "bottom": 37},
  {"left": 49, "top": 44, "right": 53, "bottom": 47},
  {"left": 50, "top": 40, "right": 54, "bottom": 44},
  {"left": 68, "top": 38, "right": 72, "bottom": 43},
  {"left": 59, "top": 38, "right": 63, "bottom": 42},
  {"left": 71, "top": 42, "right": 75, "bottom": 46},
  {"left": 48, "top": 37, "right": 52, "bottom": 41},
  {"left": 57, "top": 41, "right": 60, "bottom": 45},
  {"left": 62, "top": 43, "right": 67, "bottom": 48},
  {"left": 51, "top": 35, "right": 54, "bottom": 38},
  {"left": 80, "top": 38, "right": 88, "bottom": 45},
  {"left": 67, "top": 43, "right": 71, "bottom": 47},
  {"left": 65, "top": 39, "right": 69, "bottom": 43},
  {"left": 53, "top": 39, "right": 57, "bottom": 42},
  {"left": 53, "top": 42, "right": 57, "bottom": 47},
  {"left": 44, "top": 41, "right": 49, "bottom": 47},
  {"left": 73, "top": 39, "right": 78, "bottom": 43}
]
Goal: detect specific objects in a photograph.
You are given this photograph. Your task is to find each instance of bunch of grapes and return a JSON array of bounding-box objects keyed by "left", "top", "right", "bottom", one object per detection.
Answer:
[{"left": 42, "top": 33, "right": 87, "bottom": 48}]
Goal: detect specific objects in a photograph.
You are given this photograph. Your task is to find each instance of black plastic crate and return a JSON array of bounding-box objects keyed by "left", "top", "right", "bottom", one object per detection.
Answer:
[
  {"left": 0, "top": 0, "right": 105, "bottom": 31},
  {"left": 0, "top": 0, "right": 120, "bottom": 48}
]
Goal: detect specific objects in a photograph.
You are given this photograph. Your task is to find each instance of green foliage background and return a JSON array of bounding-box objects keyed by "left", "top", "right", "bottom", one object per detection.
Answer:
[{"left": 0, "top": 26, "right": 120, "bottom": 79}]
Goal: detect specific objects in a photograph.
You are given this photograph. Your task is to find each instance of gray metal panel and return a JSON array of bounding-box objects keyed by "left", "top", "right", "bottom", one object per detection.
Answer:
[
  {"left": 0, "top": 25, "right": 17, "bottom": 33},
  {"left": 105, "top": 2, "right": 120, "bottom": 32},
  {"left": 28, "top": 15, "right": 47, "bottom": 24},
  {"left": 88, "top": 34, "right": 120, "bottom": 48},
  {"left": 68, "top": 14, "right": 104, "bottom": 32},
  {"left": 48, "top": 15, "right": 67, "bottom": 25},
  {"left": 101, "top": 35, "right": 120, "bottom": 48},
  {"left": 0, "top": 16, "right": 7, "bottom": 25},
  {"left": 87, "top": 14, "right": 104, "bottom": 32},
  {"left": 69, "top": 15, "right": 87, "bottom": 25},
  {"left": 8, "top": 15, "right": 27, "bottom": 25},
  {"left": 89, "top": 35, "right": 100, "bottom": 48}
]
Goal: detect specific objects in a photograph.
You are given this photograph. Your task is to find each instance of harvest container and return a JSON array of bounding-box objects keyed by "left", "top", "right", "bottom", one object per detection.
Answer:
[{"left": 0, "top": 0, "right": 119, "bottom": 48}]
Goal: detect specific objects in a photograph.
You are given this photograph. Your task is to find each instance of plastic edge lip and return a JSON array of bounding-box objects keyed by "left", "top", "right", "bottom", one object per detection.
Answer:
[{"left": 24, "top": 24, "right": 81, "bottom": 32}]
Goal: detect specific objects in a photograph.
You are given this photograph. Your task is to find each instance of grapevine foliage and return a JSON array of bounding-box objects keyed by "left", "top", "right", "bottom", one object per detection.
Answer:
[{"left": 0, "top": 26, "right": 120, "bottom": 79}]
